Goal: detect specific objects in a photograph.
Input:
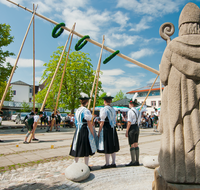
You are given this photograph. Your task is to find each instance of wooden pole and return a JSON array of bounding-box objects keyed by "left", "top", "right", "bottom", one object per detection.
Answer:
[
  {"left": 28, "top": 23, "right": 76, "bottom": 142},
  {"left": 139, "top": 75, "right": 159, "bottom": 112},
  {"left": 50, "top": 23, "right": 76, "bottom": 131},
  {"left": 33, "top": 4, "right": 35, "bottom": 113},
  {"left": 87, "top": 59, "right": 100, "bottom": 109},
  {"left": 91, "top": 36, "right": 105, "bottom": 122},
  {"left": 6, "top": 0, "right": 159, "bottom": 75},
  {"left": 0, "top": 4, "right": 38, "bottom": 111},
  {"left": 39, "top": 23, "right": 76, "bottom": 112}
]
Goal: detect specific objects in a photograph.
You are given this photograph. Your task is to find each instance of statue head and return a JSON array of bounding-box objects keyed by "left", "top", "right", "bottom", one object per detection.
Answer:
[{"left": 179, "top": 3, "right": 200, "bottom": 36}]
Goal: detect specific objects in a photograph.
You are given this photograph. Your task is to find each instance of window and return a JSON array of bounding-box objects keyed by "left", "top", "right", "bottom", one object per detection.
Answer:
[
  {"left": 30, "top": 88, "right": 32, "bottom": 93},
  {"left": 158, "top": 101, "right": 161, "bottom": 106},
  {"left": 151, "top": 101, "right": 156, "bottom": 107},
  {"left": 13, "top": 90, "right": 16, "bottom": 95},
  {"left": 29, "top": 98, "right": 32, "bottom": 102}
]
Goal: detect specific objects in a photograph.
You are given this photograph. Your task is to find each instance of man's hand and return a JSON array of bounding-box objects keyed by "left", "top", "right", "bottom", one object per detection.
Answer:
[{"left": 125, "top": 130, "right": 128, "bottom": 137}]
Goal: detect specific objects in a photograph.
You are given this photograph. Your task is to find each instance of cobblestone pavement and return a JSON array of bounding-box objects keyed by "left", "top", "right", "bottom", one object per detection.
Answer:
[
  {"left": 1, "top": 155, "right": 154, "bottom": 190},
  {"left": 0, "top": 122, "right": 161, "bottom": 190}
]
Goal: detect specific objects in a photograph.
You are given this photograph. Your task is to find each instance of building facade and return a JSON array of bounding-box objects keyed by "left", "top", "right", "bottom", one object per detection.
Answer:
[
  {"left": 126, "top": 82, "right": 163, "bottom": 115},
  {"left": 11, "top": 81, "right": 33, "bottom": 102}
]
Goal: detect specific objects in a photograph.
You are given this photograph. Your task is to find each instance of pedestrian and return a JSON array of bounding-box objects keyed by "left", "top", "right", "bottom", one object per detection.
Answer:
[
  {"left": 153, "top": 108, "right": 159, "bottom": 132},
  {"left": 0, "top": 110, "right": 3, "bottom": 142},
  {"left": 40, "top": 108, "right": 47, "bottom": 129},
  {"left": 21, "top": 111, "right": 32, "bottom": 132},
  {"left": 70, "top": 114, "right": 75, "bottom": 127},
  {"left": 125, "top": 94, "right": 140, "bottom": 166},
  {"left": 23, "top": 112, "right": 35, "bottom": 144},
  {"left": 55, "top": 111, "right": 61, "bottom": 132},
  {"left": 116, "top": 110, "right": 124, "bottom": 131},
  {"left": 31, "top": 109, "right": 42, "bottom": 141},
  {"left": 69, "top": 92, "right": 96, "bottom": 168},
  {"left": 98, "top": 92, "right": 120, "bottom": 169},
  {"left": 46, "top": 113, "right": 54, "bottom": 132}
]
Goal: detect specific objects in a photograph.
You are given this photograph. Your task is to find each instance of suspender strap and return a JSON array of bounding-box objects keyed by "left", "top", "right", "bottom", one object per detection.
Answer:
[{"left": 132, "top": 109, "right": 138, "bottom": 125}]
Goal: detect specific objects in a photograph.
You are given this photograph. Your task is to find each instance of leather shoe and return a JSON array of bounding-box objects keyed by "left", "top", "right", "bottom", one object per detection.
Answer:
[{"left": 101, "top": 164, "right": 110, "bottom": 169}]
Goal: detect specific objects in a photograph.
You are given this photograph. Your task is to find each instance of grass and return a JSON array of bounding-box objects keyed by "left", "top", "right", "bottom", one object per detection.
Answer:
[{"left": 0, "top": 155, "right": 71, "bottom": 173}]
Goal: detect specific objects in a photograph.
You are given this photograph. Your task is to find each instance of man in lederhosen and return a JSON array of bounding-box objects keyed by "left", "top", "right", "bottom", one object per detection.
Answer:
[
  {"left": 125, "top": 94, "right": 140, "bottom": 166},
  {"left": 0, "top": 110, "right": 4, "bottom": 142}
]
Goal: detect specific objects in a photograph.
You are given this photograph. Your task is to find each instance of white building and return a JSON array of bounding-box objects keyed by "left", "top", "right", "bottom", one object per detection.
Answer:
[
  {"left": 11, "top": 81, "right": 33, "bottom": 102},
  {"left": 126, "top": 82, "right": 163, "bottom": 115}
]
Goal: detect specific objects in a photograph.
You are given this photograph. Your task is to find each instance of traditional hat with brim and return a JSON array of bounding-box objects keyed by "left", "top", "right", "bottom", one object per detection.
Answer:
[
  {"left": 78, "top": 92, "right": 91, "bottom": 100},
  {"left": 129, "top": 99, "right": 139, "bottom": 106},
  {"left": 30, "top": 112, "right": 34, "bottom": 116},
  {"left": 129, "top": 92, "right": 139, "bottom": 106},
  {"left": 38, "top": 111, "right": 43, "bottom": 115},
  {"left": 102, "top": 92, "right": 114, "bottom": 100}
]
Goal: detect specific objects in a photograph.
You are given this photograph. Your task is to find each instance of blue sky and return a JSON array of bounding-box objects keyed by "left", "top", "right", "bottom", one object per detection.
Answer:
[{"left": 1, "top": 0, "right": 200, "bottom": 98}]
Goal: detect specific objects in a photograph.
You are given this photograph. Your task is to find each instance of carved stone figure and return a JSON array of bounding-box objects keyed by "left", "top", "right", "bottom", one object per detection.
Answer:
[{"left": 159, "top": 2, "right": 200, "bottom": 184}]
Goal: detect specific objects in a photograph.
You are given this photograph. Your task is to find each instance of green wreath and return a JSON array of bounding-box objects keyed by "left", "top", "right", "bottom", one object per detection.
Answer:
[
  {"left": 103, "top": 50, "right": 120, "bottom": 64},
  {"left": 52, "top": 23, "right": 65, "bottom": 38},
  {"left": 75, "top": 35, "right": 90, "bottom": 51}
]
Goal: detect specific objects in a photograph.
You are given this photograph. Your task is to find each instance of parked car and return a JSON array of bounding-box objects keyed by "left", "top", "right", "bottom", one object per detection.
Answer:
[
  {"left": 60, "top": 113, "right": 68, "bottom": 123},
  {"left": 15, "top": 112, "right": 30, "bottom": 124},
  {"left": 11, "top": 114, "right": 18, "bottom": 122}
]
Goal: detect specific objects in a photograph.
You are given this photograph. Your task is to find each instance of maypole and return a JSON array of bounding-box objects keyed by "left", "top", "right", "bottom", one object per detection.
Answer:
[
  {"left": 6, "top": 0, "right": 159, "bottom": 76},
  {"left": 0, "top": 4, "right": 38, "bottom": 111}
]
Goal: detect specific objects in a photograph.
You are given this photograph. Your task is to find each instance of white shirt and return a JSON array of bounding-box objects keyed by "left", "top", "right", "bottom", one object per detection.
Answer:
[
  {"left": 100, "top": 106, "right": 116, "bottom": 122},
  {"left": 34, "top": 115, "right": 40, "bottom": 122},
  {"left": 83, "top": 109, "right": 92, "bottom": 121},
  {"left": 127, "top": 107, "right": 139, "bottom": 125}
]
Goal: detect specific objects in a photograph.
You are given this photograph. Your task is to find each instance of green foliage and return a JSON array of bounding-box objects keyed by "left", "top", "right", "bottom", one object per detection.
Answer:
[
  {"left": 0, "top": 23, "right": 15, "bottom": 100},
  {"left": 35, "top": 47, "right": 103, "bottom": 113},
  {"left": 113, "top": 90, "right": 125, "bottom": 102},
  {"left": 96, "top": 92, "right": 107, "bottom": 106},
  {"left": 20, "top": 101, "right": 31, "bottom": 112},
  {"left": 0, "top": 23, "right": 15, "bottom": 82},
  {"left": 0, "top": 81, "right": 13, "bottom": 101}
]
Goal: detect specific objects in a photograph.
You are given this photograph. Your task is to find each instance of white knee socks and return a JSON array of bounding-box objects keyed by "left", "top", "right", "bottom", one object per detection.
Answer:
[
  {"left": 111, "top": 153, "right": 116, "bottom": 164},
  {"left": 105, "top": 154, "right": 110, "bottom": 165}
]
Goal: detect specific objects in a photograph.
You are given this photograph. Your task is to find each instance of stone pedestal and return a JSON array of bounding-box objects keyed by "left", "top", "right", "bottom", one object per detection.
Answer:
[{"left": 152, "top": 167, "right": 200, "bottom": 190}]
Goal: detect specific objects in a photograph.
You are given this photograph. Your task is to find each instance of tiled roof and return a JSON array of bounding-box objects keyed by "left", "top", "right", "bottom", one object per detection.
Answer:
[
  {"left": 11, "top": 80, "right": 30, "bottom": 86},
  {"left": 126, "top": 82, "right": 164, "bottom": 94},
  {"left": 110, "top": 98, "right": 131, "bottom": 106}
]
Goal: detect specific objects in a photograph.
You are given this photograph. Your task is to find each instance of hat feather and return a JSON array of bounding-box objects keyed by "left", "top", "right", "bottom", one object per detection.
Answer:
[
  {"left": 106, "top": 92, "right": 111, "bottom": 97},
  {"left": 80, "top": 92, "right": 89, "bottom": 98},
  {"left": 132, "top": 92, "right": 138, "bottom": 102}
]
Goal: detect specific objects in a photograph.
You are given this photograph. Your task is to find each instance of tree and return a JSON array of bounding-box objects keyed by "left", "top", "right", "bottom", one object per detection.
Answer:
[
  {"left": 35, "top": 47, "right": 103, "bottom": 113},
  {"left": 0, "top": 23, "right": 15, "bottom": 101},
  {"left": 113, "top": 90, "right": 126, "bottom": 102},
  {"left": 96, "top": 92, "right": 106, "bottom": 106},
  {"left": 20, "top": 101, "right": 32, "bottom": 112}
]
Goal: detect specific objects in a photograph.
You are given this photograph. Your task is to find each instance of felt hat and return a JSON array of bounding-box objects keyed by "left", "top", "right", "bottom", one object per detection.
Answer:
[
  {"left": 38, "top": 111, "right": 43, "bottom": 115},
  {"left": 30, "top": 112, "right": 34, "bottom": 116},
  {"left": 78, "top": 92, "right": 91, "bottom": 100},
  {"left": 129, "top": 92, "right": 139, "bottom": 106},
  {"left": 102, "top": 92, "right": 114, "bottom": 100}
]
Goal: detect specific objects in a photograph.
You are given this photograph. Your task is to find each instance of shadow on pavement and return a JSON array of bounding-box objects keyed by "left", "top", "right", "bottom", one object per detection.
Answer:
[
  {"left": 0, "top": 139, "right": 21, "bottom": 143},
  {"left": 3, "top": 182, "right": 81, "bottom": 190},
  {"left": 80, "top": 173, "right": 95, "bottom": 183}
]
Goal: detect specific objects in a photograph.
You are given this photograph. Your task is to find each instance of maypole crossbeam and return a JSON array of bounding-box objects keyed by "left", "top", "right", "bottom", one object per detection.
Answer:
[{"left": 6, "top": 0, "right": 160, "bottom": 75}]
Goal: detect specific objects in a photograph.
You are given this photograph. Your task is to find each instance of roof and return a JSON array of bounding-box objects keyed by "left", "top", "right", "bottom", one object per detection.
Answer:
[
  {"left": 110, "top": 98, "right": 131, "bottom": 107},
  {"left": 126, "top": 82, "right": 164, "bottom": 94},
  {"left": 11, "top": 80, "right": 31, "bottom": 86}
]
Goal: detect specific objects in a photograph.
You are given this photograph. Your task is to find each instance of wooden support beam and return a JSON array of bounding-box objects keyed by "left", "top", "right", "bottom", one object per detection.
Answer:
[
  {"left": 6, "top": 0, "right": 159, "bottom": 75},
  {"left": 139, "top": 75, "right": 159, "bottom": 112},
  {"left": 0, "top": 4, "right": 38, "bottom": 111},
  {"left": 91, "top": 36, "right": 105, "bottom": 122},
  {"left": 33, "top": 3, "right": 36, "bottom": 113},
  {"left": 50, "top": 23, "right": 76, "bottom": 131}
]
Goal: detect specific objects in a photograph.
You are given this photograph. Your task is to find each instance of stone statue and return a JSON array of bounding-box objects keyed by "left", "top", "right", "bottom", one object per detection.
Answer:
[{"left": 159, "top": 2, "right": 200, "bottom": 184}]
